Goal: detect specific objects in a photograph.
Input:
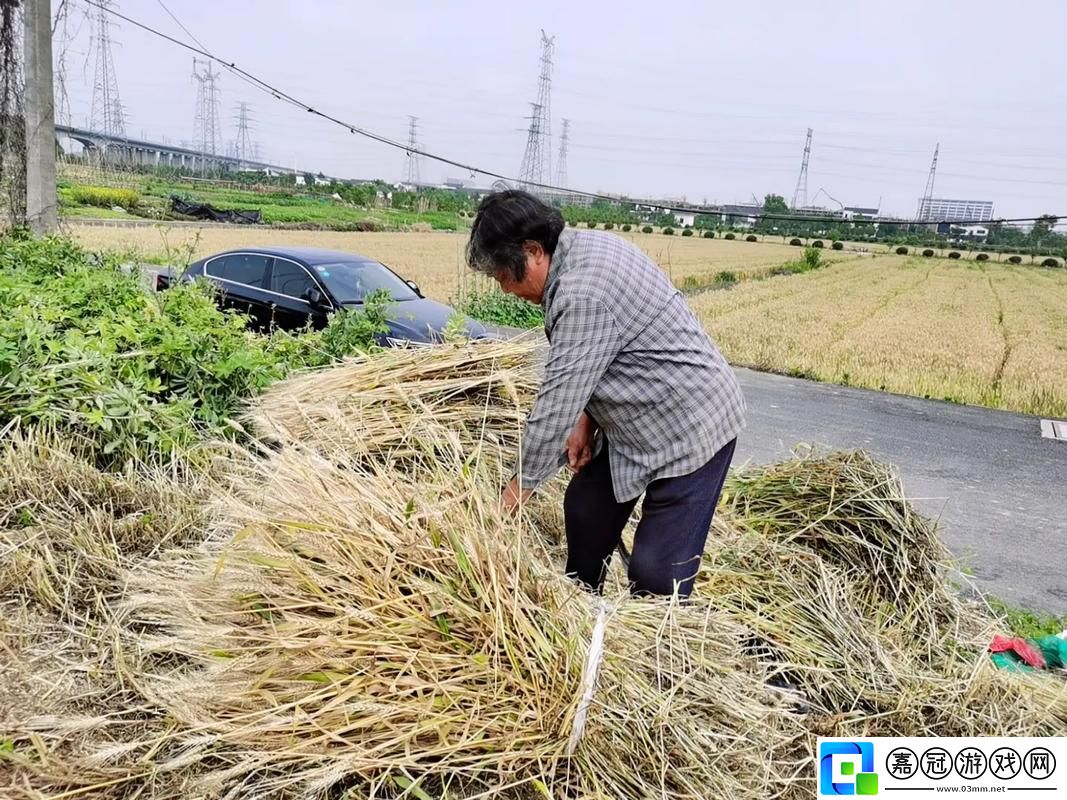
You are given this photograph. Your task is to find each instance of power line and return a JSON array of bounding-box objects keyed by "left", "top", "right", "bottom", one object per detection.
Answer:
[{"left": 78, "top": 0, "right": 1064, "bottom": 227}]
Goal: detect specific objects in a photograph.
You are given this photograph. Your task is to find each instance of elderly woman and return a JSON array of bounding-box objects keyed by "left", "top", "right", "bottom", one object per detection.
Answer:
[{"left": 466, "top": 190, "right": 746, "bottom": 598}]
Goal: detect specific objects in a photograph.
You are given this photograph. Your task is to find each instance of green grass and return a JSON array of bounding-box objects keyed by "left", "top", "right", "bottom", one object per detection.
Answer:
[
  {"left": 59, "top": 177, "right": 467, "bottom": 232},
  {"left": 457, "top": 289, "right": 544, "bottom": 329},
  {"left": 988, "top": 597, "right": 1067, "bottom": 639}
]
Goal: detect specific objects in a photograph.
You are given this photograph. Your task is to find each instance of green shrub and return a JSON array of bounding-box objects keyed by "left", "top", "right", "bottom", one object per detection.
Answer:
[
  {"left": 682, "top": 228, "right": 693, "bottom": 237},
  {"left": 976, "top": 252, "right": 990, "bottom": 261},
  {"left": 716, "top": 271, "right": 737, "bottom": 285},
  {"left": 1041, "top": 257, "right": 1061, "bottom": 268},
  {"left": 1008, "top": 255, "right": 1022, "bottom": 264},
  {"left": 604, "top": 222, "right": 615, "bottom": 230},
  {"left": 922, "top": 249, "right": 935, "bottom": 257},
  {"left": 69, "top": 185, "right": 140, "bottom": 209},
  {"left": 724, "top": 232, "right": 736, "bottom": 240},
  {"left": 745, "top": 234, "right": 757, "bottom": 242},
  {"left": 586, "top": 221, "right": 598, "bottom": 229},
  {"left": 456, "top": 288, "right": 543, "bottom": 329},
  {"left": 811, "top": 240, "right": 824, "bottom": 248},
  {"left": 703, "top": 231, "right": 715, "bottom": 239},
  {"left": 663, "top": 227, "right": 675, "bottom": 236},
  {"left": 621, "top": 224, "right": 631, "bottom": 232},
  {"left": 641, "top": 225, "right": 653, "bottom": 234},
  {"left": 789, "top": 238, "right": 802, "bottom": 246},
  {"left": 831, "top": 241, "right": 844, "bottom": 251},
  {"left": 0, "top": 235, "right": 387, "bottom": 466},
  {"left": 947, "top": 251, "right": 961, "bottom": 259},
  {"left": 896, "top": 246, "right": 909, "bottom": 255}
]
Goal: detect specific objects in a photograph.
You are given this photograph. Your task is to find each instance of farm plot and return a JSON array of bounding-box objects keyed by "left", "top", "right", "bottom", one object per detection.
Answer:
[{"left": 692, "top": 256, "right": 1067, "bottom": 417}]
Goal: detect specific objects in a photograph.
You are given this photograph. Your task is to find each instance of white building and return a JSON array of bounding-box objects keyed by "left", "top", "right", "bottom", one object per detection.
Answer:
[
  {"left": 918, "top": 198, "right": 994, "bottom": 223},
  {"left": 674, "top": 212, "right": 696, "bottom": 228}
]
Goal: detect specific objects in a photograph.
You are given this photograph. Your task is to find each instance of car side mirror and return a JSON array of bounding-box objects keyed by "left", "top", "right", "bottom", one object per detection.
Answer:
[
  {"left": 405, "top": 279, "right": 422, "bottom": 297},
  {"left": 304, "top": 286, "right": 325, "bottom": 307}
]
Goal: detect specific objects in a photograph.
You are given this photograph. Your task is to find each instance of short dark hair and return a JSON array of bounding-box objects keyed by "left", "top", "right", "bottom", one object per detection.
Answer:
[{"left": 466, "top": 190, "right": 565, "bottom": 282}]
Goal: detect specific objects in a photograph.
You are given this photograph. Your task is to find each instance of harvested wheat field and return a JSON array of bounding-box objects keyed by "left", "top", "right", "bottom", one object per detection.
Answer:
[
  {"left": 68, "top": 222, "right": 806, "bottom": 300},
  {"left": 693, "top": 255, "right": 1067, "bottom": 417},
  {"left": 3, "top": 340, "right": 1066, "bottom": 800}
]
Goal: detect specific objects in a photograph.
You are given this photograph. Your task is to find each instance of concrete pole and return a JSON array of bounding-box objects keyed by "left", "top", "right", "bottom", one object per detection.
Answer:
[{"left": 24, "top": 0, "right": 58, "bottom": 233}]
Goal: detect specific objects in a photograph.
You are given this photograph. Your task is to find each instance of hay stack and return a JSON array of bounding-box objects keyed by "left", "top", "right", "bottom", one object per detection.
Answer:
[{"left": 7, "top": 340, "right": 1067, "bottom": 800}]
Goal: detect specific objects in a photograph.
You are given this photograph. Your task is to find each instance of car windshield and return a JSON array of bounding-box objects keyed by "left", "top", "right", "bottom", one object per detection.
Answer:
[{"left": 309, "top": 260, "right": 418, "bottom": 303}]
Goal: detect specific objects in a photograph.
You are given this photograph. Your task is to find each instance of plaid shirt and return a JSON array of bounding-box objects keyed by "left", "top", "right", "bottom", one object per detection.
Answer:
[{"left": 516, "top": 228, "right": 746, "bottom": 502}]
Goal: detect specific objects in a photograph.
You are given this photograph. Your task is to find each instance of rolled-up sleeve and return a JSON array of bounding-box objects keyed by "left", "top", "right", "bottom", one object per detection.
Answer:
[{"left": 514, "top": 294, "right": 621, "bottom": 490}]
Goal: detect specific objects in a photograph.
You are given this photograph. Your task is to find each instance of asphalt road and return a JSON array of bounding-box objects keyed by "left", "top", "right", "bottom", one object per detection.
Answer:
[{"left": 733, "top": 367, "right": 1067, "bottom": 614}]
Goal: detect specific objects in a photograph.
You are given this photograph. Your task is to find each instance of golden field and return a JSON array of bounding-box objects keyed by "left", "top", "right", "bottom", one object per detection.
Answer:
[
  {"left": 68, "top": 222, "right": 805, "bottom": 301},
  {"left": 692, "top": 255, "right": 1067, "bottom": 417},
  {"left": 68, "top": 223, "right": 1067, "bottom": 416}
]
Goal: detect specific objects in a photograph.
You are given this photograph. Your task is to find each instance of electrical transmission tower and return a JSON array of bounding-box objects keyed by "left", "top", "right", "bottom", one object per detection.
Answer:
[
  {"left": 555, "top": 118, "right": 570, "bottom": 188},
  {"left": 402, "top": 115, "right": 420, "bottom": 185},
  {"left": 917, "top": 142, "right": 939, "bottom": 221},
  {"left": 53, "top": 0, "right": 73, "bottom": 128},
  {"left": 233, "top": 102, "right": 255, "bottom": 164},
  {"left": 191, "top": 58, "right": 222, "bottom": 162},
  {"left": 518, "top": 30, "right": 554, "bottom": 191},
  {"left": 518, "top": 103, "right": 544, "bottom": 191},
  {"left": 791, "top": 127, "right": 813, "bottom": 209},
  {"left": 90, "top": 0, "right": 125, "bottom": 138}
]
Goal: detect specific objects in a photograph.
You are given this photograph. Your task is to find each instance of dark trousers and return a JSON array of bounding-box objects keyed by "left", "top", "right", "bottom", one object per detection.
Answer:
[{"left": 563, "top": 439, "right": 736, "bottom": 597}]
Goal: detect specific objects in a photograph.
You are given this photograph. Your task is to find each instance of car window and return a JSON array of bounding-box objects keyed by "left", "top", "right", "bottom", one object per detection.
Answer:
[
  {"left": 271, "top": 258, "right": 318, "bottom": 299},
  {"left": 206, "top": 253, "right": 270, "bottom": 288},
  {"left": 311, "top": 260, "right": 418, "bottom": 303}
]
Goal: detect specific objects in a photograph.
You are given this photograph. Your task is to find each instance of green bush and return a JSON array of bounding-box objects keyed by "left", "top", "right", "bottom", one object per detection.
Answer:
[
  {"left": 682, "top": 228, "right": 693, "bottom": 237},
  {"left": 724, "top": 232, "right": 736, "bottom": 240},
  {"left": 831, "top": 241, "right": 844, "bottom": 250},
  {"left": 922, "top": 249, "right": 935, "bottom": 257},
  {"left": 621, "top": 224, "right": 631, "bottom": 232},
  {"left": 745, "top": 234, "right": 757, "bottom": 242},
  {"left": 716, "top": 271, "right": 737, "bottom": 285},
  {"left": 948, "top": 251, "right": 961, "bottom": 259},
  {"left": 69, "top": 185, "right": 140, "bottom": 209},
  {"left": 976, "top": 252, "right": 990, "bottom": 261},
  {"left": 663, "top": 227, "right": 675, "bottom": 236},
  {"left": 456, "top": 289, "right": 543, "bottom": 329},
  {"left": 896, "top": 246, "right": 909, "bottom": 255},
  {"left": 0, "top": 235, "right": 387, "bottom": 466},
  {"left": 586, "top": 221, "right": 598, "bottom": 229},
  {"left": 1041, "top": 257, "right": 1061, "bottom": 268},
  {"left": 811, "top": 240, "right": 824, "bottom": 248},
  {"left": 1008, "top": 255, "right": 1022, "bottom": 264},
  {"left": 703, "top": 231, "right": 715, "bottom": 239},
  {"left": 604, "top": 222, "right": 615, "bottom": 230},
  {"left": 641, "top": 226, "right": 653, "bottom": 234},
  {"left": 789, "top": 238, "right": 803, "bottom": 246}
]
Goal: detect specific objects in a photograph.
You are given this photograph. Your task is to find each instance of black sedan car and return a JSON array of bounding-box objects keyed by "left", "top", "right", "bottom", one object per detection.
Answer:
[{"left": 155, "top": 246, "right": 487, "bottom": 344}]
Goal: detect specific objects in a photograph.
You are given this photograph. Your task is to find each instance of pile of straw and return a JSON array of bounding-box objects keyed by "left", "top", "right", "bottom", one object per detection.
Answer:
[{"left": 5, "top": 340, "right": 1066, "bottom": 800}]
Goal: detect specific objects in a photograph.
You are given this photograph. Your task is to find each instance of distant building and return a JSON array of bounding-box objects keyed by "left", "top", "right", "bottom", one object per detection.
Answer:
[
  {"left": 674, "top": 212, "right": 696, "bottom": 228},
  {"left": 716, "top": 203, "right": 763, "bottom": 229},
  {"left": 918, "top": 198, "right": 994, "bottom": 223},
  {"left": 950, "top": 224, "right": 990, "bottom": 241},
  {"left": 842, "top": 206, "right": 880, "bottom": 219}
]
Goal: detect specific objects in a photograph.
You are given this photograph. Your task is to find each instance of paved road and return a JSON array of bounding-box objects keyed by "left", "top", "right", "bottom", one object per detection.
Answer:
[{"left": 733, "top": 368, "right": 1067, "bottom": 613}]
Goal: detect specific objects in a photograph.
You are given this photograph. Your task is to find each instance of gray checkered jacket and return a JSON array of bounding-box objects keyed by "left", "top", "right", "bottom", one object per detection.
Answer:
[{"left": 516, "top": 228, "right": 746, "bottom": 501}]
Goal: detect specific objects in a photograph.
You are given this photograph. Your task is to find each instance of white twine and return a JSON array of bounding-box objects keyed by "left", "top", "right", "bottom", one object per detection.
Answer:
[{"left": 566, "top": 599, "right": 610, "bottom": 756}]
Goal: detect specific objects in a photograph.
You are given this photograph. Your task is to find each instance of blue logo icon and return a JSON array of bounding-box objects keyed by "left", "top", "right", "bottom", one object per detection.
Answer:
[{"left": 820, "top": 741, "right": 879, "bottom": 795}]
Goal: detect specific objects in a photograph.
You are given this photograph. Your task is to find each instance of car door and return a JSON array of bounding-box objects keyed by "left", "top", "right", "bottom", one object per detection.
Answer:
[
  {"left": 267, "top": 256, "right": 332, "bottom": 331},
  {"left": 203, "top": 253, "right": 275, "bottom": 331}
]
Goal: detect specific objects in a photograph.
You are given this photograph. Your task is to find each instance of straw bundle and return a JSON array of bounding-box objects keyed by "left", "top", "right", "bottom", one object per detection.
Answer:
[{"left": 6, "top": 340, "right": 1067, "bottom": 800}]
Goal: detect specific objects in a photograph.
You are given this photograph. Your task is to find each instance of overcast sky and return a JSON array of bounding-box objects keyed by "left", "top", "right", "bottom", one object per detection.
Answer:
[{"left": 57, "top": 0, "right": 1067, "bottom": 218}]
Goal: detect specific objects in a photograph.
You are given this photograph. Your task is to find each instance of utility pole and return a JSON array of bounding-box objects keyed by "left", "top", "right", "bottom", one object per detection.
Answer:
[{"left": 25, "top": 0, "right": 58, "bottom": 233}]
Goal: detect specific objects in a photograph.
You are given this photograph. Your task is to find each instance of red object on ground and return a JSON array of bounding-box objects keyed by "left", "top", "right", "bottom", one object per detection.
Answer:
[{"left": 989, "top": 634, "right": 1047, "bottom": 669}]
